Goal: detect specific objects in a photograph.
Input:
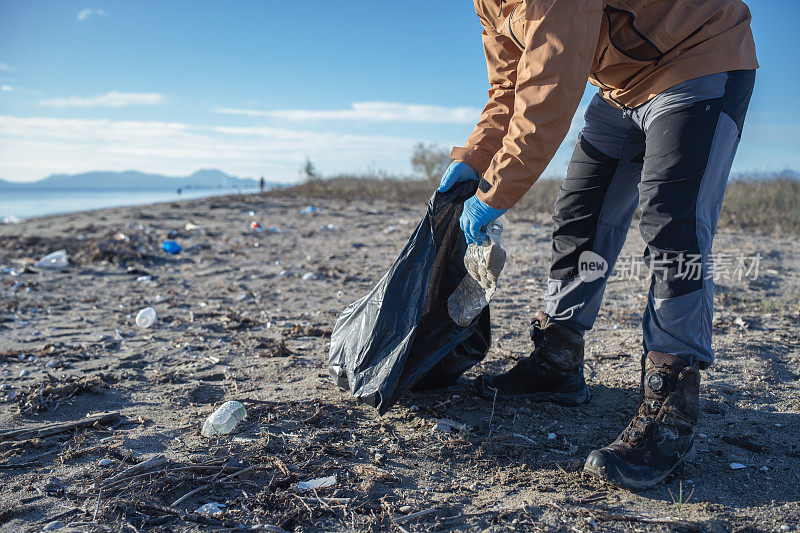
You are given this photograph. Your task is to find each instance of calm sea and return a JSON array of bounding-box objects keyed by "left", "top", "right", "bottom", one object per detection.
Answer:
[{"left": 0, "top": 188, "right": 260, "bottom": 221}]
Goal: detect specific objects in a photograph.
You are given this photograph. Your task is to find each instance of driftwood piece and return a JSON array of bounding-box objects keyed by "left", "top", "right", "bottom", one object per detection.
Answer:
[
  {"left": 0, "top": 412, "right": 121, "bottom": 441},
  {"left": 100, "top": 454, "right": 167, "bottom": 488}
]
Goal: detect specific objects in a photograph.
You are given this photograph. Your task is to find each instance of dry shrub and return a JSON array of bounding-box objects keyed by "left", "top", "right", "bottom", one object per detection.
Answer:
[{"left": 268, "top": 172, "right": 799, "bottom": 234}]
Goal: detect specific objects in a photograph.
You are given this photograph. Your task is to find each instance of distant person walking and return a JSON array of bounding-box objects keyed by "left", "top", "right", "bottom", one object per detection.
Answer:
[
  {"left": 259, "top": 176, "right": 266, "bottom": 193},
  {"left": 438, "top": 0, "right": 757, "bottom": 489}
]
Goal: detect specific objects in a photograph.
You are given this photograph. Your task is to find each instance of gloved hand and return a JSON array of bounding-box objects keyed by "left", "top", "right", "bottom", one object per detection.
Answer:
[
  {"left": 438, "top": 161, "right": 478, "bottom": 193},
  {"left": 460, "top": 195, "right": 507, "bottom": 245}
]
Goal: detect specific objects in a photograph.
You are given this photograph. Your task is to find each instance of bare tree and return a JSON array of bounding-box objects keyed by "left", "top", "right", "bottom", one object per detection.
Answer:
[
  {"left": 411, "top": 142, "right": 451, "bottom": 185},
  {"left": 302, "top": 158, "right": 320, "bottom": 182}
]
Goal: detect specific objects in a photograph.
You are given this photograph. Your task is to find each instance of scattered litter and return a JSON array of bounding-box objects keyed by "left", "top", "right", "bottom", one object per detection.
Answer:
[
  {"left": 248, "top": 210, "right": 256, "bottom": 217},
  {"left": 289, "top": 324, "right": 332, "bottom": 337},
  {"left": 35, "top": 250, "right": 69, "bottom": 270},
  {"left": 250, "top": 221, "right": 262, "bottom": 231},
  {"left": 302, "top": 272, "right": 317, "bottom": 281},
  {"left": 136, "top": 307, "right": 157, "bottom": 328},
  {"left": 98, "top": 458, "right": 115, "bottom": 467},
  {"left": 432, "top": 421, "right": 452, "bottom": 434},
  {"left": 352, "top": 242, "right": 365, "bottom": 249},
  {"left": 113, "top": 232, "right": 130, "bottom": 242},
  {"left": 320, "top": 223, "right": 337, "bottom": 231},
  {"left": 301, "top": 206, "right": 320, "bottom": 214},
  {"left": 297, "top": 475, "right": 336, "bottom": 491},
  {"left": 195, "top": 502, "right": 226, "bottom": 515},
  {"left": 126, "top": 267, "right": 151, "bottom": 276},
  {"left": 383, "top": 226, "right": 397, "bottom": 234},
  {"left": 184, "top": 222, "right": 200, "bottom": 230},
  {"left": 162, "top": 240, "right": 182, "bottom": 255},
  {"left": 257, "top": 338, "right": 292, "bottom": 357},
  {"left": 266, "top": 227, "right": 282, "bottom": 233},
  {"left": 548, "top": 432, "right": 557, "bottom": 440},
  {"left": 1, "top": 265, "right": 19, "bottom": 276},
  {"left": 730, "top": 462, "right": 747, "bottom": 470},
  {"left": 433, "top": 418, "right": 469, "bottom": 433},
  {"left": 136, "top": 275, "right": 153, "bottom": 282},
  {"left": 201, "top": 400, "right": 247, "bottom": 437},
  {"left": 42, "top": 521, "right": 63, "bottom": 531},
  {"left": 13, "top": 375, "right": 107, "bottom": 413},
  {"left": 734, "top": 316, "right": 749, "bottom": 331}
]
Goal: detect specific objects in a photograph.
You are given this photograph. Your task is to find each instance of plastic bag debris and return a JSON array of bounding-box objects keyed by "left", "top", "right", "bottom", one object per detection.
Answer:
[
  {"left": 35, "top": 250, "right": 69, "bottom": 270},
  {"left": 162, "top": 240, "right": 182, "bottom": 254},
  {"left": 250, "top": 221, "right": 262, "bottom": 231},
  {"left": 447, "top": 222, "right": 506, "bottom": 327},
  {"left": 298, "top": 475, "right": 336, "bottom": 491},
  {"left": 301, "top": 206, "right": 320, "bottom": 214},
  {"left": 136, "top": 307, "right": 157, "bottom": 328},
  {"left": 432, "top": 418, "right": 469, "bottom": 434},
  {"left": 195, "top": 502, "right": 226, "bottom": 515},
  {"left": 201, "top": 400, "right": 246, "bottom": 437},
  {"left": 328, "top": 181, "right": 491, "bottom": 414}
]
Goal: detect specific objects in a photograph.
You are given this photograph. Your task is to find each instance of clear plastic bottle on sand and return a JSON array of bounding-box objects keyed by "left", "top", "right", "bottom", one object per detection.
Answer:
[
  {"left": 448, "top": 222, "right": 507, "bottom": 327},
  {"left": 35, "top": 250, "right": 69, "bottom": 269},
  {"left": 136, "top": 307, "right": 157, "bottom": 328},
  {"left": 201, "top": 401, "right": 247, "bottom": 437}
]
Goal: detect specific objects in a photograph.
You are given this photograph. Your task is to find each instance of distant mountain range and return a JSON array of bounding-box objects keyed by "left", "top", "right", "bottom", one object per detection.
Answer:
[{"left": 0, "top": 169, "right": 276, "bottom": 191}]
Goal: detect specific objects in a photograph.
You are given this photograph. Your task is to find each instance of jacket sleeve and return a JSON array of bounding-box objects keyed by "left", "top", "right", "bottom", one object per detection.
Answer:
[
  {"left": 450, "top": 27, "right": 521, "bottom": 175},
  {"left": 477, "top": 0, "right": 604, "bottom": 209}
]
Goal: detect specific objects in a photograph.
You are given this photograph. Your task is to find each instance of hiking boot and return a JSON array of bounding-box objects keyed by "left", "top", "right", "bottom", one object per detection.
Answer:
[
  {"left": 476, "top": 312, "right": 589, "bottom": 406},
  {"left": 584, "top": 351, "right": 700, "bottom": 490}
]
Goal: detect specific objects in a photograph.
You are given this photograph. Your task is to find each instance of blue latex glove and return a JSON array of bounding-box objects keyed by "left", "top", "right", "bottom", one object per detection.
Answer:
[
  {"left": 460, "top": 195, "right": 507, "bottom": 245},
  {"left": 438, "top": 161, "right": 478, "bottom": 193}
]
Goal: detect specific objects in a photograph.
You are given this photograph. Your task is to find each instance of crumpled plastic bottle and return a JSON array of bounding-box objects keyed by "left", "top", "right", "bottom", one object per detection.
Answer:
[
  {"left": 136, "top": 307, "right": 157, "bottom": 328},
  {"left": 201, "top": 401, "right": 247, "bottom": 437},
  {"left": 35, "top": 250, "right": 69, "bottom": 270},
  {"left": 447, "top": 222, "right": 507, "bottom": 327}
]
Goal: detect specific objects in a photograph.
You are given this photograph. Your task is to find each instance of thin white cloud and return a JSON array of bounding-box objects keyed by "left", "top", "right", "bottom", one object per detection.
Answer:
[
  {"left": 1, "top": 85, "right": 12, "bottom": 92},
  {"left": 39, "top": 91, "right": 165, "bottom": 108},
  {"left": 0, "top": 63, "right": 13, "bottom": 72},
  {"left": 77, "top": 8, "right": 106, "bottom": 22},
  {"left": 218, "top": 101, "right": 482, "bottom": 124},
  {"left": 0, "top": 115, "right": 423, "bottom": 182}
]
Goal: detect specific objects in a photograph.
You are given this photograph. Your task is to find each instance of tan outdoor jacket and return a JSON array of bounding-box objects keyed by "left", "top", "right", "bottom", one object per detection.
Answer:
[{"left": 451, "top": 0, "right": 758, "bottom": 209}]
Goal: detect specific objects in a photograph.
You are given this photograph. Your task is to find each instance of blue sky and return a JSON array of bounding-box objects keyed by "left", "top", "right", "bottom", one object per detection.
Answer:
[{"left": 0, "top": 0, "right": 796, "bottom": 183}]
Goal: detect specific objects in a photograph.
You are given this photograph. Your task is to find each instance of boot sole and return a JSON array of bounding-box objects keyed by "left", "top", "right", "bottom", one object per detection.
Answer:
[
  {"left": 583, "top": 443, "right": 697, "bottom": 491},
  {"left": 477, "top": 380, "right": 591, "bottom": 407}
]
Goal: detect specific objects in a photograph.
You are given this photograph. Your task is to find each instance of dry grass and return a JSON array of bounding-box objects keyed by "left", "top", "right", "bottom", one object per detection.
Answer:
[
  {"left": 267, "top": 172, "right": 800, "bottom": 234},
  {"left": 718, "top": 174, "right": 800, "bottom": 234}
]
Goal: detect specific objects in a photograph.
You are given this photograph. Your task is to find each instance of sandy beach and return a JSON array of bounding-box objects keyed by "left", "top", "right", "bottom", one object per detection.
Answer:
[{"left": 1, "top": 191, "right": 798, "bottom": 531}]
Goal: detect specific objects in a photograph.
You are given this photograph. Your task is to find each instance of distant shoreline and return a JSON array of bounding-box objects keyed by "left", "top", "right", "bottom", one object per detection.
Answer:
[{"left": 0, "top": 187, "right": 269, "bottom": 221}]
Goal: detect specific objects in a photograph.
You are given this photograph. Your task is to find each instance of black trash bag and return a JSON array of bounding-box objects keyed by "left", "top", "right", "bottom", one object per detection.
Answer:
[{"left": 328, "top": 180, "right": 491, "bottom": 415}]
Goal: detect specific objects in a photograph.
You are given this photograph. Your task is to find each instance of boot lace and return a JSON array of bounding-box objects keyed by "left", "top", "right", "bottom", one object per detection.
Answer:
[
  {"left": 530, "top": 316, "right": 546, "bottom": 348},
  {"left": 619, "top": 397, "right": 662, "bottom": 445}
]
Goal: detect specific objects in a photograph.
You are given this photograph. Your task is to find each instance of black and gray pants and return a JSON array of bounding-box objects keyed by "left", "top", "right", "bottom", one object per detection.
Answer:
[{"left": 545, "top": 70, "right": 756, "bottom": 368}]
